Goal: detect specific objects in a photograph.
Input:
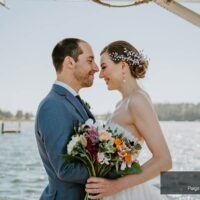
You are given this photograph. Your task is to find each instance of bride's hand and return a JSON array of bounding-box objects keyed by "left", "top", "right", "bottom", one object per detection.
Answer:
[{"left": 85, "top": 177, "right": 121, "bottom": 199}]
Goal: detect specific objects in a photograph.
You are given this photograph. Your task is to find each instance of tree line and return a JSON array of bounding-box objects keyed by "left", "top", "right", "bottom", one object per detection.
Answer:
[
  {"left": 0, "top": 109, "right": 34, "bottom": 121},
  {"left": 1, "top": 103, "right": 200, "bottom": 121},
  {"left": 154, "top": 103, "right": 200, "bottom": 121},
  {"left": 96, "top": 103, "right": 200, "bottom": 121}
]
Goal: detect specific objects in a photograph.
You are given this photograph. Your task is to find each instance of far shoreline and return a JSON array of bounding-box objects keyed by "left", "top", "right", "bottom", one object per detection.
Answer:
[{"left": 0, "top": 119, "right": 200, "bottom": 123}]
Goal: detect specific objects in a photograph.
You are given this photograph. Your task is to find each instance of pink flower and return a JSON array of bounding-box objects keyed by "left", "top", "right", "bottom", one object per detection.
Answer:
[{"left": 98, "top": 130, "right": 111, "bottom": 141}]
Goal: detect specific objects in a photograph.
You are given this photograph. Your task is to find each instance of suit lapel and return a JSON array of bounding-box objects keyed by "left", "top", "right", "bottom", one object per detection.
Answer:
[
  {"left": 82, "top": 103, "right": 95, "bottom": 122},
  {"left": 66, "top": 95, "right": 88, "bottom": 120},
  {"left": 52, "top": 84, "right": 88, "bottom": 121}
]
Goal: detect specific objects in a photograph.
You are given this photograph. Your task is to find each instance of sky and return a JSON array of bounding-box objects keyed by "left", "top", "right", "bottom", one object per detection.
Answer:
[{"left": 0, "top": 0, "right": 200, "bottom": 115}]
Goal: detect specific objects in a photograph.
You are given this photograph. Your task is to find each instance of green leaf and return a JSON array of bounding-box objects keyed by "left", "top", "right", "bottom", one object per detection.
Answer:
[
  {"left": 61, "top": 154, "right": 78, "bottom": 162},
  {"left": 135, "top": 143, "right": 142, "bottom": 150},
  {"left": 117, "top": 162, "right": 142, "bottom": 175}
]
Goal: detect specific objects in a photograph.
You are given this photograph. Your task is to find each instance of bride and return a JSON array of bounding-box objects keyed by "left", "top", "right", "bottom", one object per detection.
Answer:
[{"left": 85, "top": 40, "right": 172, "bottom": 199}]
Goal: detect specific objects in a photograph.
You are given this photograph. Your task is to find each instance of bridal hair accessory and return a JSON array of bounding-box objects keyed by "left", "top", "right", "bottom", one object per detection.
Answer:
[{"left": 109, "top": 48, "right": 148, "bottom": 68}]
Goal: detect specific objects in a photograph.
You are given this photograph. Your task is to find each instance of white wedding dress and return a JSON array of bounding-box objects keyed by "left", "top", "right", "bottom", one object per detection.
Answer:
[{"left": 103, "top": 122, "right": 165, "bottom": 200}]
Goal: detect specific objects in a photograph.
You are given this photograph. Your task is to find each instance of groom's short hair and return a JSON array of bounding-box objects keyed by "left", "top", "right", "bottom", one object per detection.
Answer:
[{"left": 52, "top": 38, "right": 85, "bottom": 72}]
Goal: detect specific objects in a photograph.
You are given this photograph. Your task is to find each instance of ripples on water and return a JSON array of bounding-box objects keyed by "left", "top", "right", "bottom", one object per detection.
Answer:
[
  {"left": 0, "top": 122, "right": 46, "bottom": 200},
  {"left": 0, "top": 121, "right": 199, "bottom": 200}
]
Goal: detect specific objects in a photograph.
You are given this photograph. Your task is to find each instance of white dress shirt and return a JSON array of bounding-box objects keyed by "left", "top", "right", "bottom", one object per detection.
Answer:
[{"left": 54, "top": 80, "right": 78, "bottom": 96}]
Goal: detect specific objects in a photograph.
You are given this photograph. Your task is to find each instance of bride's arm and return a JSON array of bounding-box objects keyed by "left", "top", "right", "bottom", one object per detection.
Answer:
[
  {"left": 118, "top": 91, "right": 172, "bottom": 188},
  {"left": 86, "top": 92, "right": 172, "bottom": 199}
]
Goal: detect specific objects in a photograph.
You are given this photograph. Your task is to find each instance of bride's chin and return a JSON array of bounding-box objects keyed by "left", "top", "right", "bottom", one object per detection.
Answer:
[
  {"left": 107, "top": 85, "right": 115, "bottom": 90},
  {"left": 106, "top": 81, "right": 115, "bottom": 90}
]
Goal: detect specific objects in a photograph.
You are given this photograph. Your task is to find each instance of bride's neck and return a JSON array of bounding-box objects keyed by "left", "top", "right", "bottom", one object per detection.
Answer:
[{"left": 119, "top": 76, "right": 140, "bottom": 99}]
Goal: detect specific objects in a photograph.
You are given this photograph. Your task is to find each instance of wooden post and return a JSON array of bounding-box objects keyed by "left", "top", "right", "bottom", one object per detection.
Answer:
[
  {"left": 18, "top": 122, "right": 21, "bottom": 133},
  {"left": 1, "top": 122, "right": 21, "bottom": 134},
  {"left": 1, "top": 122, "right": 4, "bottom": 134}
]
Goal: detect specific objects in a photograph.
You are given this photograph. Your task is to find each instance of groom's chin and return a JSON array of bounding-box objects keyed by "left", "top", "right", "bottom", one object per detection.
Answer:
[{"left": 82, "top": 80, "right": 94, "bottom": 88}]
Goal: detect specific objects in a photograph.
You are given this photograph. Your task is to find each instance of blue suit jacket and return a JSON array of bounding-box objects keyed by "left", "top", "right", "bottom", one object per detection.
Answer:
[{"left": 35, "top": 84, "right": 95, "bottom": 200}]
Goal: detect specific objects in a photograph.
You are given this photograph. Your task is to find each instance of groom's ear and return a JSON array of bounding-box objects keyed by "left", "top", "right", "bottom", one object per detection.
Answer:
[{"left": 63, "top": 56, "right": 75, "bottom": 69}]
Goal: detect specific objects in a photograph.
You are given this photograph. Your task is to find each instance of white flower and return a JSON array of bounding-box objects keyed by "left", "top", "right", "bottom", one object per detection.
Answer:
[
  {"left": 97, "top": 152, "right": 110, "bottom": 165},
  {"left": 80, "top": 135, "right": 87, "bottom": 147},
  {"left": 131, "top": 152, "right": 139, "bottom": 161},
  {"left": 128, "top": 163, "right": 132, "bottom": 168},
  {"left": 85, "top": 118, "right": 94, "bottom": 126},
  {"left": 121, "top": 161, "right": 126, "bottom": 171},
  {"left": 85, "top": 118, "right": 101, "bottom": 129},
  {"left": 67, "top": 135, "right": 80, "bottom": 154}
]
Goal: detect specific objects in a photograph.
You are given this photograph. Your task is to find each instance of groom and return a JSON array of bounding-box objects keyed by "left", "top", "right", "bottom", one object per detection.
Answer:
[{"left": 35, "top": 38, "right": 99, "bottom": 200}]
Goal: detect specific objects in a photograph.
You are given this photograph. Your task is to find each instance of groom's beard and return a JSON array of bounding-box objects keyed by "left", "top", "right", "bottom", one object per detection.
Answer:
[{"left": 73, "top": 70, "right": 94, "bottom": 88}]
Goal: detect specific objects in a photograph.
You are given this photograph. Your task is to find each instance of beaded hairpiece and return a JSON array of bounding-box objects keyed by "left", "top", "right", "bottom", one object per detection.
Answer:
[{"left": 109, "top": 48, "right": 146, "bottom": 67}]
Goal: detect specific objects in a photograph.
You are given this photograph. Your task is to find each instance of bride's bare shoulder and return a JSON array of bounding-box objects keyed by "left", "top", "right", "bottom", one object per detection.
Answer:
[
  {"left": 131, "top": 89, "right": 151, "bottom": 102},
  {"left": 129, "top": 89, "right": 153, "bottom": 111}
]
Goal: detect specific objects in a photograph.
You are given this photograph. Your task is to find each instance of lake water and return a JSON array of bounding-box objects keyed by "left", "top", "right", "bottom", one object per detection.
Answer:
[{"left": 0, "top": 121, "right": 200, "bottom": 200}]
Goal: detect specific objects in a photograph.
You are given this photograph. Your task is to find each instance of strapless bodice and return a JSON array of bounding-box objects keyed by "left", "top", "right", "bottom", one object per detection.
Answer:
[{"left": 106, "top": 121, "right": 142, "bottom": 144}]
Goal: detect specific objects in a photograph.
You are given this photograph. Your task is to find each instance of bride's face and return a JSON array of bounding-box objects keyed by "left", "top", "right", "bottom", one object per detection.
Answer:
[{"left": 99, "top": 52, "right": 123, "bottom": 90}]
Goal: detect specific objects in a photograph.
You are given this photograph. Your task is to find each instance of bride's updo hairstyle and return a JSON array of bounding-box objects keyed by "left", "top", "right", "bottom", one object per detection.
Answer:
[{"left": 101, "top": 40, "right": 149, "bottom": 79}]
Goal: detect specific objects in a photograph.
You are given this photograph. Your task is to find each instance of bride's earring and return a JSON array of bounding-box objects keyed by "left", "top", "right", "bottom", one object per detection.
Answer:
[
  {"left": 122, "top": 72, "right": 126, "bottom": 83},
  {"left": 122, "top": 62, "right": 126, "bottom": 83}
]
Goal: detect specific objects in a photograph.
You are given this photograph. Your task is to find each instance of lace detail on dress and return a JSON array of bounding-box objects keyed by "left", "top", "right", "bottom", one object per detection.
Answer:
[
  {"left": 103, "top": 123, "right": 165, "bottom": 200},
  {"left": 106, "top": 121, "right": 142, "bottom": 144}
]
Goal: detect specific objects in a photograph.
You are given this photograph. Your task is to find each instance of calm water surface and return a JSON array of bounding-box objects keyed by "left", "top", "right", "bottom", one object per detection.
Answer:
[{"left": 0, "top": 121, "right": 200, "bottom": 200}]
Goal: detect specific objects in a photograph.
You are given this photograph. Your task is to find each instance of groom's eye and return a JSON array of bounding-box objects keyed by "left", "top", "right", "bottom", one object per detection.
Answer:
[{"left": 101, "top": 66, "right": 106, "bottom": 70}]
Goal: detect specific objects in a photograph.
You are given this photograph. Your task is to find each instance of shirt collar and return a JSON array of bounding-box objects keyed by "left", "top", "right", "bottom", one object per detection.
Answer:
[{"left": 54, "top": 80, "right": 78, "bottom": 96}]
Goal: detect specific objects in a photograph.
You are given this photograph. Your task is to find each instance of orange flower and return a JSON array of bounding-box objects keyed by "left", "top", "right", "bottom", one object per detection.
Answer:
[
  {"left": 114, "top": 138, "right": 122, "bottom": 147},
  {"left": 124, "top": 152, "right": 132, "bottom": 163}
]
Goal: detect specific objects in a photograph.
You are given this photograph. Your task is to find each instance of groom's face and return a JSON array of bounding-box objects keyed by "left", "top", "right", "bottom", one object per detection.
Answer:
[{"left": 73, "top": 42, "right": 99, "bottom": 88}]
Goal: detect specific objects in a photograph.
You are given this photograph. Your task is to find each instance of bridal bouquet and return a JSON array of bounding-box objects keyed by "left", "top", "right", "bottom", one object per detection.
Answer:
[
  {"left": 62, "top": 119, "right": 142, "bottom": 178},
  {"left": 62, "top": 119, "right": 142, "bottom": 199}
]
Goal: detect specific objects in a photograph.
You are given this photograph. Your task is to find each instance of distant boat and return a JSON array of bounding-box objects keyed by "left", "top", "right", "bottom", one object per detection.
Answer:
[{"left": 1, "top": 122, "right": 21, "bottom": 134}]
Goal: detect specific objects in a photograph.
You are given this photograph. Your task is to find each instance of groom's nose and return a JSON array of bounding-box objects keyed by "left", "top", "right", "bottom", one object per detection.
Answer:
[{"left": 93, "top": 62, "right": 99, "bottom": 73}]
